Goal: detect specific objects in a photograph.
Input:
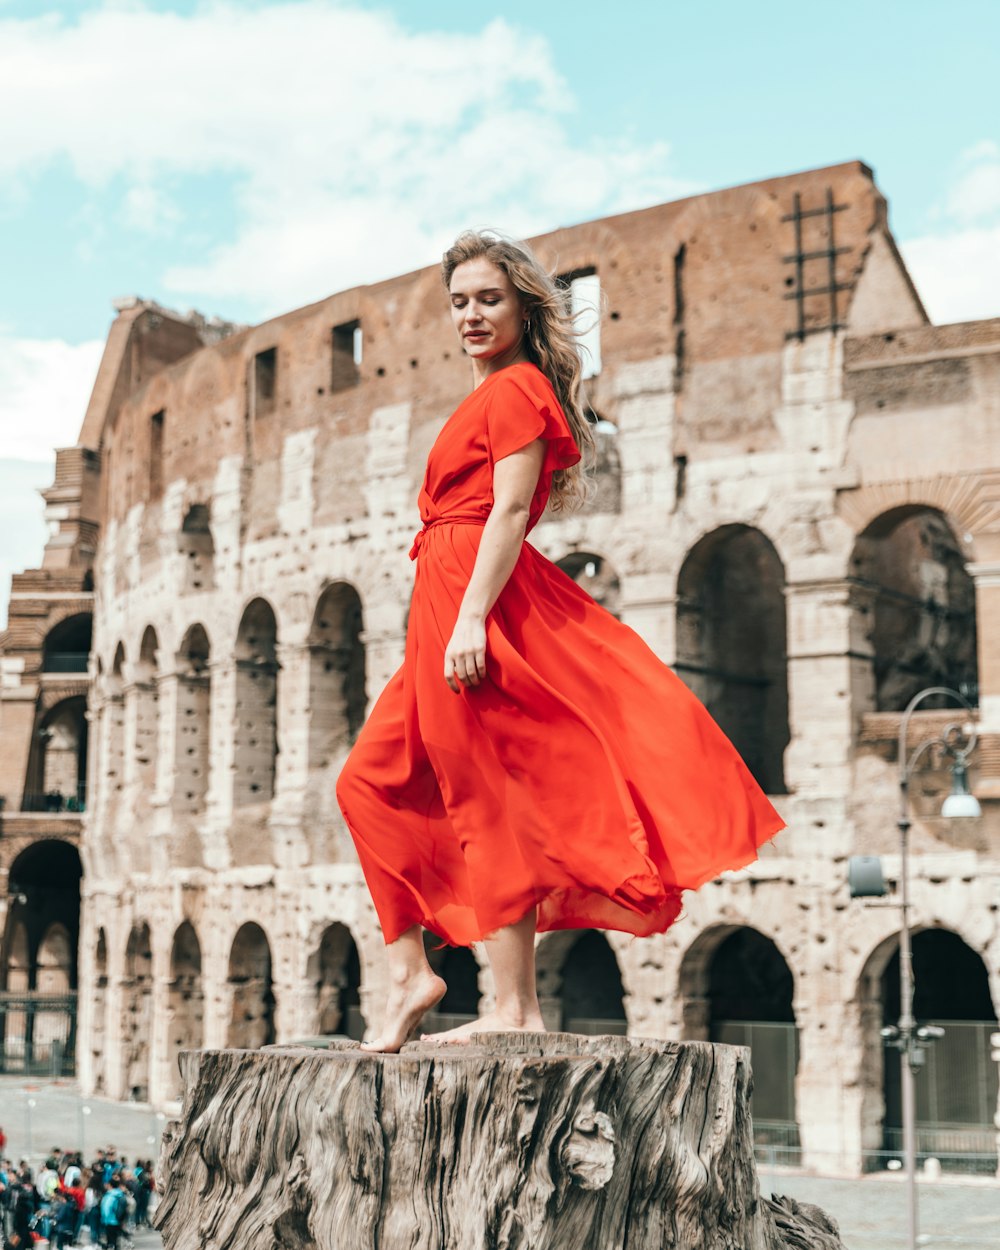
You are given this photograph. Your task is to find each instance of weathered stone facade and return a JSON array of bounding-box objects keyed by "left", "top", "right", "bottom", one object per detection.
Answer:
[{"left": 2, "top": 160, "right": 999, "bottom": 1173}]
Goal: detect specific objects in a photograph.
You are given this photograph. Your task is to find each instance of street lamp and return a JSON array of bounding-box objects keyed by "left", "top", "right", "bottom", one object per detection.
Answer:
[{"left": 849, "top": 685, "right": 980, "bottom": 1250}]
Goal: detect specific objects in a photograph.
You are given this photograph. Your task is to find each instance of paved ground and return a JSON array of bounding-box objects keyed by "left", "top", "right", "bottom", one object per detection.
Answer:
[
  {"left": 2, "top": 1076, "right": 998, "bottom": 1249},
  {"left": 758, "top": 1169, "right": 1000, "bottom": 1249}
]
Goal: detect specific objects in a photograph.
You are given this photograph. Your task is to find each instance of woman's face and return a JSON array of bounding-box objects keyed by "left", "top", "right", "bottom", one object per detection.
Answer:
[{"left": 449, "top": 257, "right": 527, "bottom": 374}]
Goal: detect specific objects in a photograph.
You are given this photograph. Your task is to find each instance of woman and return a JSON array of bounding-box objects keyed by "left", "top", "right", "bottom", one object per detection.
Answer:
[{"left": 336, "top": 230, "right": 784, "bottom": 1053}]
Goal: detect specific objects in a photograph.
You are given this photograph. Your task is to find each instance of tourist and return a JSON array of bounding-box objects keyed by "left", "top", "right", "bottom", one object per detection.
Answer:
[
  {"left": 336, "top": 230, "right": 784, "bottom": 1052},
  {"left": 99, "top": 1176, "right": 128, "bottom": 1248},
  {"left": 51, "top": 1190, "right": 80, "bottom": 1250},
  {"left": 83, "top": 1169, "right": 105, "bottom": 1245}
]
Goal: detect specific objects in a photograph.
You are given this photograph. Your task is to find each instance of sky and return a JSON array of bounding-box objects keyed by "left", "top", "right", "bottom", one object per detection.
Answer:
[{"left": 1, "top": 0, "right": 999, "bottom": 622}]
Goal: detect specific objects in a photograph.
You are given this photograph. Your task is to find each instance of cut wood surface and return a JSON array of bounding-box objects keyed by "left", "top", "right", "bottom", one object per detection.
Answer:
[{"left": 154, "top": 1033, "right": 844, "bottom": 1250}]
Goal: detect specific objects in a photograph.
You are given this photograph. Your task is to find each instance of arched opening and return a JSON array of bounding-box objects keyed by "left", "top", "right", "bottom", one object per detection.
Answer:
[
  {"left": 558, "top": 931, "right": 627, "bottom": 1035},
  {"left": 134, "top": 627, "right": 160, "bottom": 821},
  {"left": 308, "top": 583, "right": 367, "bottom": 767},
  {"left": 0, "top": 840, "right": 81, "bottom": 1075},
  {"left": 168, "top": 921, "right": 203, "bottom": 1098},
  {"left": 309, "top": 923, "right": 364, "bottom": 1040},
  {"left": 227, "top": 923, "right": 275, "bottom": 1048},
  {"left": 681, "top": 926, "right": 799, "bottom": 1161},
  {"left": 234, "top": 600, "right": 279, "bottom": 806},
  {"left": 556, "top": 552, "right": 622, "bottom": 618},
  {"left": 123, "top": 923, "right": 153, "bottom": 1100},
  {"left": 421, "top": 936, "right": 483, "bottom": 1033},
  {"left": 676, "top": 526, "right": 789, "bottom": 794},
  {"left": 42, "top": 613, "right": 92, "bottom": 674},
  {"left": 175, "top": 624, "right": 211, "bottom": 815},
  {"left": 92, "top": 928, "right": 108, "bottom": 1093},
  {"left": 879, "top": 929, "right": 997, "bottom": 1171},
  {"left": 850, "top": 508, "right": 978, "bottom": 712},
  {"left": 179, "top": 503, "right": 215, "bottom": 594},
  {"left": 24, "top": 695, "right": 88, "bottom": 812}
]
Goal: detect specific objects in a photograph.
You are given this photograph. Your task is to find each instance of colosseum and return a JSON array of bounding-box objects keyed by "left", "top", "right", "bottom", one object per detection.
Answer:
[{"left": 1, "top": 159, "right": 998, "bottom": 1175}]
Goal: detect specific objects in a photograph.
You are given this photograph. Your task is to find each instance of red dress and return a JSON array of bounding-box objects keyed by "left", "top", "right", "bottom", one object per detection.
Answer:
[{"left": 336, "top": 361, "right": 784, "bottom": 947}]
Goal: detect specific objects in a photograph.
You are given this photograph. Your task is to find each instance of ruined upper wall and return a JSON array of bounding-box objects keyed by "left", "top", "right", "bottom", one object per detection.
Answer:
[{"left": 90, "top": 160, "right": 921, "bottom": 529}]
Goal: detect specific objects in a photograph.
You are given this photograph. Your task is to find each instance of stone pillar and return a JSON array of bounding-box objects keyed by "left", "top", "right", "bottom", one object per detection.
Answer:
[
  {"left": 104, "top": 969, "right": 126, "bottom": 1102},
  {"left": 200, "top": 936, "right": 231, "bottom": 1051},
  {"left": 202, "top": 657, "right": 236, "bottom": 870},
  {"left": 75, "top": 900, "right": 96, "bottom": 1095},
  {"left": 618, "top": 581, "right": 676, "bottom": 667},
  {"left": 968, "top": 558, "right": 1000, "bottom": 733},
  {"left": 148, "top": 966, "right": 173, "bottom": 1108},
  {"left": 150, "top": 672, "right": 180, "bottom": 873},
  {"left": 782, "top": 575, "right": 856, "bottom": 857},
  {"left": 795, "top": 999, "right": 852, "bottom": 1172},
  {"left": 270, "top": 642, "right": 311, "bottom": 869},
  {"left": 361, "top": 627, "right": 407, "bottom": 708}
]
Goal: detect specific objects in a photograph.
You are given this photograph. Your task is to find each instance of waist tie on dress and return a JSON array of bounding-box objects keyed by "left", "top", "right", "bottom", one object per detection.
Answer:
[{"left": 409, "top": 513, "right": 488, "bottom": 560}]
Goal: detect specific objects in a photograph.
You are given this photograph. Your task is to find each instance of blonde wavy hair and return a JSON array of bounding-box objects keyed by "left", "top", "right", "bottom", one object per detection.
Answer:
[{"left": 441, "top": 229, "right": 596, "bottom": 513}]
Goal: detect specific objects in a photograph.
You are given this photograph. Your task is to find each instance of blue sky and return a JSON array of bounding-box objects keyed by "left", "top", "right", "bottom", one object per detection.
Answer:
[{"left": 2, "top": 0, "right": 999, "bottom": 623}]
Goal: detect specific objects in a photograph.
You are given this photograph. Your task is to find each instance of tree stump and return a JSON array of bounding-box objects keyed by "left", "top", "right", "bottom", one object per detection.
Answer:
[{"left": 154, "top": 1033, "right": 844, "bottom": 1250}]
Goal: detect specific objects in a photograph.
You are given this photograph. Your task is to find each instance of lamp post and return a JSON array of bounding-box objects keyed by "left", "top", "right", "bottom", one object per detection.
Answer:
[{"left": 879, "top": 686, "right": 980, "bottom": 1250}]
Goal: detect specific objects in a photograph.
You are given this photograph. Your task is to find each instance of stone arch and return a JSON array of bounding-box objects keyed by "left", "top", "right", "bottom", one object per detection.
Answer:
[
  {"left": 175, "top": 624, "right": 211, "bottom": 815},
  {"left": 233, "top": 598, "right": 279, "bottom": 807},
  {"left": 676, "top": 525, "right": 789, "bottom": 794},
  {"left": 123, "top": 922, "right": 153, "bottom": 1100},
  {"left": 308, "top": 922, "right": 364, "bottom": 1039},
  {"left": 167, "top": 921, "right": 204, "bottom": 1098},
  {"left": 836, "top": 474, "right": 998, "bottom": 564},
  {"left": 308, "top": 582, "right": 367, "bottom": 766},
  {"left": 858, "top": 927, "right": 998, "bottom": 1169},
  {"left": 179, "top": 503, "right": 215, "bottom": 594},
  {"left": 555, "top": 551, "right": 622, "bottom": 618},
  {"left": 42, "top": 612, "right": 92, "bottom": 674},
  {"left": 26, "top": 695, "right": 88, "bottom": 812},
  {"left": 227, "top": 922, "right": 276, "bottom": 1048},
  {"left": 92, "top": 928, "right": 108, "bottom": 1094},
  {"left": 848, "top": 506, "right": 978, "bottom": 713},
  {"left": 680, "top": 924, "right": 798, "bottom": 1149},
  {"left": 536, "top": 930, "right": 627, "bottom": 1034}
]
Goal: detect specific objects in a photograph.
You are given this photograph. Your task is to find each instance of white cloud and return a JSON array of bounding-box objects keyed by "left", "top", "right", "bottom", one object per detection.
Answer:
[
  {"left": 0, "top": 459, "right": 52, "bottom": 631},
  {"left": 0, "top": 333, "right": 104, "bottom": 460},
  {"left": 0, "top": 2, "right": 696, "bottom": 314},
  {"left": 900, "top": 224, "right": 1000, "bottom": 325},
  {"left": 901, "top": 141, "right": 1000, "bottom": 325}
]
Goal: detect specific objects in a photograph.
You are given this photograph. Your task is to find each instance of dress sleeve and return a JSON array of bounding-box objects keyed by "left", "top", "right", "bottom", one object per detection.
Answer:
[{"left": 486, "top": 366, "right": 581, "bottom": 476}]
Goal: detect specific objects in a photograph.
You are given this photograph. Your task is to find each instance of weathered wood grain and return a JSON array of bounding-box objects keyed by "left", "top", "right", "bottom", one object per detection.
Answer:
[{"left": 154, "top": 1033, "right": 844, "bottom": 1250}]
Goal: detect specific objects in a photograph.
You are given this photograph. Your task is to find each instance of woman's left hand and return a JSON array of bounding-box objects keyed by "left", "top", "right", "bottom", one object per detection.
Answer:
[{"left": 444, "top": 614, "right": 487, "bottom": 692}]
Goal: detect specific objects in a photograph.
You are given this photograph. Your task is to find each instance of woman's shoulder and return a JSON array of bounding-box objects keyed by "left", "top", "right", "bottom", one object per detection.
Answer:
[{"left": 486, "top": 360, "right": 559, "bottom": 406}]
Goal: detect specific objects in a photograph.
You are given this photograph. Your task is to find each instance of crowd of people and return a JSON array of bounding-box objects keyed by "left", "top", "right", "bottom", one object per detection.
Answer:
[{"left": 0, "top": 1138, "right": 156, "bottom": 1249}]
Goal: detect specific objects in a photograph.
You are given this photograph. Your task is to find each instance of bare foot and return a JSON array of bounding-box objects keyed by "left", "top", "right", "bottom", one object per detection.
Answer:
[
  {"left": 360, "top": 971, "right": 447, "bottom": 1054},
  {"left": 421, "top": 1006, "right": 546, "bottom": 1046}
]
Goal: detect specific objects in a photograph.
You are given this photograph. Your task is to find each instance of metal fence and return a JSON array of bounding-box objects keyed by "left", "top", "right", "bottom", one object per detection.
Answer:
[
  {"left": 0, "top": 993, "right": 77, "bottom": 1076},
  {"left": 713, "top": 1020, "right": 801, "bottom": 1165},
  {"left": 20, "top": 783, "right": 87, "bottom": 812},
  {"left": 881, "top": 1020, "right": 999, "bottom": 1174}
]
